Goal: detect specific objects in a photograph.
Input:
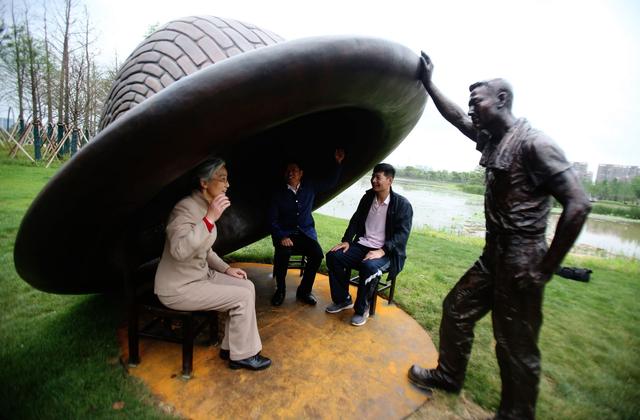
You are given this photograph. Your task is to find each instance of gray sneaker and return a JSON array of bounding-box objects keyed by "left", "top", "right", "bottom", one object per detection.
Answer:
[
  {"left": 325, "top": 299, "right": 354, "bottom": 313},
  {"left": 351, "top": 311, "right": 369, "bottom": 326}
]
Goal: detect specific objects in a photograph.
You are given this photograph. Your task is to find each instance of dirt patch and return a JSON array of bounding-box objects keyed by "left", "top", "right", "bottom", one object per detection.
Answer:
[{"left": 407, "top": 391, "right": 493, "bottom": 420}]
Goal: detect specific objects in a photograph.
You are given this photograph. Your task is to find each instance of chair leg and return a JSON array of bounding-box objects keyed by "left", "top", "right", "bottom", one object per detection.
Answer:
[
  {"left": 182, "top": 315, "right": 194, "bottom": 379},
  {"left": 209, "top": 311, "right": 219, "bottom": 346},
  {"left": 388, "top": 274, "right": 397, "bottom": 304},
  {"left": 369, "top": 275, "right": 381, "bottom": 316},
  {"left": 370, "top": 291, "right": 378, "bottom": 316},
  {"left": 299, "top": 255, "right": 306, "bottom": 277},
  {"left": 128, "top": 304, "right": 140, "bottom": 366}
]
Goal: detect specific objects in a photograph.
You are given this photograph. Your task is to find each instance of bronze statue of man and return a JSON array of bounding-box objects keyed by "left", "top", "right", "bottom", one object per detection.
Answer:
[{"left": 408, "top": 52, "right": 591, "bottom": 419}]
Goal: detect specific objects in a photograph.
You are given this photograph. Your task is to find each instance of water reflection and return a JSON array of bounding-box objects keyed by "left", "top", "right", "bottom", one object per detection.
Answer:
[
  {"left": 318, "top": 178, "right": 640, "bottom": 259},
  {"left": 548, "top": 215, "right": 640, "bottom": 258}
]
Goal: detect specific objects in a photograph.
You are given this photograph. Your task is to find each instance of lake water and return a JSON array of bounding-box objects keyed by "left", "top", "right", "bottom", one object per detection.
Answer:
[{"left": 317, "top": 178, "right": 640, "bottom": 259}]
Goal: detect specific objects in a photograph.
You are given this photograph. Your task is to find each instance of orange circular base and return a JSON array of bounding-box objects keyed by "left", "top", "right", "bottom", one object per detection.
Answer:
[{"left": 118, "top": 263, "right": 438, "bottom": 418}]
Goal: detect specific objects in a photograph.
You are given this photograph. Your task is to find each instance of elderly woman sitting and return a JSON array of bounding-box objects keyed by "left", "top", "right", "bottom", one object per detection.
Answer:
[{"left": 154, "top": 158, "right": 271, "bottom": 371}]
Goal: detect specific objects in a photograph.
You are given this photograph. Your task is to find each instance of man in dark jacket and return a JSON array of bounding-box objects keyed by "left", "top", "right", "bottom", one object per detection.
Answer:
[
  {"left": 325, "top": 163, "right": 413, "bottom": 326},
  {"left": 268, "top": 149, "right": 345, "bottom": 306}
]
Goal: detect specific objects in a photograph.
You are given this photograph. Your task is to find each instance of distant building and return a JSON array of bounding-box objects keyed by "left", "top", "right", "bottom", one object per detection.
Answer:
[
  {"left": 571, "top": 162, "right": 593, "bottom": 183},
  {"left": 596, "top": 164, "right": 640, "bottom": 183}
]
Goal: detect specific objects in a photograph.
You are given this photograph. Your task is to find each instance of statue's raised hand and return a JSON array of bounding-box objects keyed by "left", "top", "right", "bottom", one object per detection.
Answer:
[{"left": 419, "top": 51, "right": 434, "bottom": 88}]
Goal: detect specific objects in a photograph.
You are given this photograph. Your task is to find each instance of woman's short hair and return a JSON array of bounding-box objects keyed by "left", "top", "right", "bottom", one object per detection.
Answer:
[{"left": 193, "top": 157, "right": 226, "bottom": 189}]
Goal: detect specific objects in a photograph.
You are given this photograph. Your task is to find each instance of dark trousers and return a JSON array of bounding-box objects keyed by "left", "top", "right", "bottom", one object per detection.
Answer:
[
  {"left": 273, "top": 233, "right": 323, "bottom": 296},
  {"left": 326, "top": 243, "right": 390, "bottom": 315},
  {"left": 437, "top": 235, "right": 547, "bottom": 420}
]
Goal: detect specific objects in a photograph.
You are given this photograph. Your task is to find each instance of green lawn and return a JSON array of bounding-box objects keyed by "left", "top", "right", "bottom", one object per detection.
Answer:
[{"left": 1, "top": 156, "right": 639, "bottom": 419}]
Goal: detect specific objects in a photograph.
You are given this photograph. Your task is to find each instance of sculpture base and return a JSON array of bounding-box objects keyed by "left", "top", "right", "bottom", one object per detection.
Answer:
[{"left": 117, "top": 263, "right": 438, "bottom": 418}]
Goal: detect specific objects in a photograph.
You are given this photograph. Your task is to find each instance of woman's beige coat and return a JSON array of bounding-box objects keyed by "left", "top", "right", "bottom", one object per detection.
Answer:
[
  {"left": 154, "top": 190, "right": 262, "bottom": 360},
  {"left": 155, "top": 191, "right": 230, "bottom": 295}
]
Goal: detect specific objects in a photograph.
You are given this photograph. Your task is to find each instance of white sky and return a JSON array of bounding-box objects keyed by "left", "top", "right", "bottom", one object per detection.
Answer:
[{"left": 79, "top": 0, "right": 640, "bottom": 171}]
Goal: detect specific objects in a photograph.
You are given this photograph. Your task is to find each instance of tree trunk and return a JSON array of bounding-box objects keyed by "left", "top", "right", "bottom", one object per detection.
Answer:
[
  {"left": 57, "top": 0, "right": 71, "bottom": 126},
  {"left": 44, "top": 3, "right": 53, "bottom": 124},
  {"left": 71, "top": 55, "right": 85, "bottom": 128},
  {"left": 24, "top": 7, "right": 42, "bottom": 159},
  {"left": 10, "top": 2, "right": 25, "bottom": 125},
  {"left": 83, "top": 6, "right": 91, "bottom": 134}
]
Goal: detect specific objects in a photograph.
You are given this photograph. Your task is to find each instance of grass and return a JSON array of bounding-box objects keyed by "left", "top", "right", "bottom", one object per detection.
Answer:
[
  {"left": 457, "top": 184, "right": 486, "bottom": 196},
  {"left": 1, "top": 154, "right": 639, "bottom": 419},
  {"left": 590, "top": 202, "right": 640, "bottom": 220},
  {"left": 0, "top": 155, "right": 175, "bottom": 419}
]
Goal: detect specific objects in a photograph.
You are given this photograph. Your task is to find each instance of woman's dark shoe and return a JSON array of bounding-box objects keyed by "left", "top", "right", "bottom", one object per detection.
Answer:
[
  {"left": 229, "top": 354, "right": 272, "bottom": 370},
  {"left": 271, "top": 289, "right": 285, "bottom": 306},
  {"left": 219, "top": 349, "right": 230, "bottom": 360}
]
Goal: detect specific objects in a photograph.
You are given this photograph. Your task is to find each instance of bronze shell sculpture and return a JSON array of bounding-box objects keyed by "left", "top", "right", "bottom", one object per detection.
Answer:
[{"left": 14, "top": 16, "right": 427, "bottom": 294}]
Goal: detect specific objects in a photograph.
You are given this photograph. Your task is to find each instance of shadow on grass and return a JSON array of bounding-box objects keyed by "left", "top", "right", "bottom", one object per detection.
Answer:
[{"left": 0, "top": 293, "right": 174, "bottom": 419}]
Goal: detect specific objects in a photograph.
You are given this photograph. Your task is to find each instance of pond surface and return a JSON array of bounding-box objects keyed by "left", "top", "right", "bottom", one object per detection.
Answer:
[{"left": 317, "top": 178, "right": 640, "bottom": 259}]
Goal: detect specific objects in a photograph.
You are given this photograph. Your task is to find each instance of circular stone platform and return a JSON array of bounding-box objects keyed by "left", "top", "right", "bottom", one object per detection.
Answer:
[{"left": 118, "top": 263, "right": 437, "bottom": 418}]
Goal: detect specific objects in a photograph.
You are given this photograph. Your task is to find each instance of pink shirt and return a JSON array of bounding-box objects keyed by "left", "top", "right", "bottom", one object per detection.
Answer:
[{"left": 357, "top": 194, "right": 390, "bottom": 249}]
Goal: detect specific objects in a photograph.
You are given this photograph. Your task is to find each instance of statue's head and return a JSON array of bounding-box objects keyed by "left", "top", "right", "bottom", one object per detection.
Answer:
[{"left": 467, "top": 78, "right": 514, "bottom": 130}]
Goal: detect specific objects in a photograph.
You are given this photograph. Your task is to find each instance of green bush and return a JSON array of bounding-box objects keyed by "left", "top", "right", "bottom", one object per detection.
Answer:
[
  {"left": 590, "top": 202, "right": 640, "bottom": 219},
  {"left": 458, "top": 184, "right": 485, "bottom": 196}
]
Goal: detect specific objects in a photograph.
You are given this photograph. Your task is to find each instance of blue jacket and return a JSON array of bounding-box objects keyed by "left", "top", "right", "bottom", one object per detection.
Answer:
[
  {"left": 268, "top": 163, "right": 342, "bottom": 245},
  {"left": 342, "top": 188, "right": 413, "bottom": 277}
]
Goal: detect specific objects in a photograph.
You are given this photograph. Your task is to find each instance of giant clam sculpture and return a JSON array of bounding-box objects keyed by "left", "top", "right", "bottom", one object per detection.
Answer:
[{"left": 14, "top": 16, "right": 427, "bottom": 294}]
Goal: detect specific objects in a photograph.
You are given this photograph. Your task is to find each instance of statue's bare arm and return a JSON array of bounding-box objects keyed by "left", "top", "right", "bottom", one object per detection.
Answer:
[
  {"left": 419, "top": 52, "right": 477, "bottom": 142},
  {"left": 541, "top": 169, "right": 592, "bottom": 276}
]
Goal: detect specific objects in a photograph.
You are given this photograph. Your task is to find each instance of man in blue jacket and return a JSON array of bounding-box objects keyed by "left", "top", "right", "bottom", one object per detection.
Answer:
[
  {"left": 268, "top": 149, "right": 345, "bottom": 306},
  {"left": 325, "top": 163, "right": 413, "bottom": 326}
]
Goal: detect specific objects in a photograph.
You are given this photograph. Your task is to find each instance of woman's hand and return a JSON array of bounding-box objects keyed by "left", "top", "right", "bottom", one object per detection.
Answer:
[
  {"left": 225, "top": 267, "right": 248, "bottom": 280},
  {"left": 207, "top": 194, "right": 231, "bottom": 222}
]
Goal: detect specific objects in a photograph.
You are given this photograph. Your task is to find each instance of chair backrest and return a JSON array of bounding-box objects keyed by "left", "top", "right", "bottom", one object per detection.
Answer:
[
  {"left": 124, "top": 222, "right": 166, "bottom": 298},
  {"left": 132, "top": 223, "right": 166, "bottom": 265}
]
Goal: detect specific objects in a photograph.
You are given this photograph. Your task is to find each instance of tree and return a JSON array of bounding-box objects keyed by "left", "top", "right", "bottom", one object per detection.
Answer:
[
  {"left": 24, "top": 5, "right": 41, "bottom": 124},
  {"left": 80, "top": 5, "right": 102, "bottom": 136},
  {"left": 69, "top": 53, "right": 84, "bottom": 127},
  {"left": 22, "top": 4, "right": 42, "bottom": 158},
  {"left": 56, "top": 0, "right": 76, "bottom": 126},
  {"left": 0, "top": 0, "right": 117, "bottom": 149},
  {"left": 632, "top": 176, "right": 640, "bottom": 202},
  {"left": 0, "top": 1, "right": 8, "bottom": 50},
  {"left": 8, "top": 1, "right": 27, "bottom": 126},
  {"left": 82, "top": 5, "right": 90, "bottom": 132},
  {"left": 43, "top": 1, "right": 54, "bottom": 124}
]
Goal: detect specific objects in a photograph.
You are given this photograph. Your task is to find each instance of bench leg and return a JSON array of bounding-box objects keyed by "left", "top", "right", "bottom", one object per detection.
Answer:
[
  {"left": 209, "top": 311, "right": 219, "bottom": 346},
  {"left": 369, "top": 276, "right": 380, "bottom": 316},
  {"left": 128, "top": 304, "right": 140, "bottom": 366},
  {"left": 300, "top": 255, "right": 307, "bottom": 277},
  {"left": 388, "top": 274, "right": 397, "bottom": 304},
  {"left": 182, "top": 316, "right": 194, "bottom": 379},
  {"left": 369, "top": 293, "right": 378, "bottom": 316}
]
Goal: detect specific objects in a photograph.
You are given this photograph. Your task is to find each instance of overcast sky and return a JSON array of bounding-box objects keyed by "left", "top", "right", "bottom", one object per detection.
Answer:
[{"left": 76, "top": 0, "right": 640, "bottom": 171}]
